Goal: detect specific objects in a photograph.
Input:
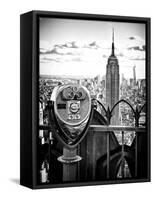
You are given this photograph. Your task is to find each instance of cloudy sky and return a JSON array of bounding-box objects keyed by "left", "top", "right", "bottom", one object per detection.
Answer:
[{"left": 39, "top": 17, "right": 145, "bottom": 80}]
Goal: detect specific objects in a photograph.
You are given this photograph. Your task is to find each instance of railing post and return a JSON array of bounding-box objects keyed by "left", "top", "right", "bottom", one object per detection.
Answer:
[
  {"left": 106, "top": 106, "right": 112, "bottom": 125},
  {"left": 134, "top": 107, "right": 140, "bottom": 178},
  {"left": 121, "top": 131, "right": 125, "bottom": 178},
  {"left": 106, "top": 132, "right": 110, "bottom": 179},
  {"left": 135, "top": 134, "right": 138, "bottom": 177},
  {"left": 106, "top": 107, "right": 111, "bottom": 179}
]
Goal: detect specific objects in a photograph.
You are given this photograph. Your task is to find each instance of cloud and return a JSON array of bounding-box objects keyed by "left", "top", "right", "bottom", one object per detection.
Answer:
[
  {"left": 40, "top": 47, "right": 81, "bottom": 56},
  {"left": 49, "top": 48, "right": 76, "bottom": 55},
  {"left": 127, "top": 45, "right": 145, "bottom": 51},
  {"left": 115, "top": 36, "right": 145, "bottom": 61},
  {"left": 83, "top": 41, "right": 100, "bottom": 49},
  {"left": 40, "top": 37, "right": 145, "bottom": 64},
  {"left": 40, "top": 40, "right": 101, "bottom": 56},
  {"left": 53, "top": 41, "right": 80, "bottom": 49},
  {"left": 126, "top": 35, "right": 145, "bottom": 49},
  {"left": 63, "top": 41, "right": 79, "bottom": 48},
  {"left": 129, "top": 36, "right": 135, "bottom": 40},
  {"left": 88, "top": 41, "right": 99, "bottom": 49},
  {"left": 53, "top": 44, "right": 64, "bottom": 49},
  {"left": 40, "top": 57, "right": 61, "bottom": 63},
  {"left": 102, "top": 54, "right": 107, "bottom": 58},
  {"left": 142, "top": 45, "right": 145, "bottom": 51},
  {"left": 122, "top": 48, "right": 145, "bottom": 61},
  {"left": 130, "top": 57, "right": 145, "bottom": 61},
  {"left": 72, "top": 57, "right": 83, "bottom": 62}
]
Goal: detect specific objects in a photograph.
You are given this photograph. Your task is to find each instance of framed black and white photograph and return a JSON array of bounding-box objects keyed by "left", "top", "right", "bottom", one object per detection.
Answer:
[{"left": 20, "top": 11, "right": 151, "bottom": 189}]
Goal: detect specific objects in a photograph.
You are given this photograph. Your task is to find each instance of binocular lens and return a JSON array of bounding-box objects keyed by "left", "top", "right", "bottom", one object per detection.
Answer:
[{"left": 62, "top": 86, "right": 86, "bottom": 100}]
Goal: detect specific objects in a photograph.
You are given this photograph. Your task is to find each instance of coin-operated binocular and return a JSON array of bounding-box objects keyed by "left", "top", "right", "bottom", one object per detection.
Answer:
[
  {"left": 51, "top": 84, "right": 94, "bottom": 150},
  {"left": 50, "top": 84, "right": 94, "bottom": 181}
]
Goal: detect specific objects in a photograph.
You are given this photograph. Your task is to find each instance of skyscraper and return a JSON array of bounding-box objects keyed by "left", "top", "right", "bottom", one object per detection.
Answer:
[
  {"left": 106, "top": 29, "right": 120, "bottom": 125},
  {"left": 133, "top": 65, "right": 136, "bottom": 86}
]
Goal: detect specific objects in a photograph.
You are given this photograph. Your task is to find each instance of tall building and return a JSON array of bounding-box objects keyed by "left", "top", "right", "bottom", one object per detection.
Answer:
[
  {"left": 106, "top": 29, "right": 120, "bottom": 125},
  {"left": 133, "top": 65, "right": 136, "bottom": 86}
]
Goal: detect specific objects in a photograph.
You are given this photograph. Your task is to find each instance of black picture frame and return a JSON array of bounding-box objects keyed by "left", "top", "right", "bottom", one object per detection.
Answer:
[{"left": 20, "top": 10, "right": 151, "bottom": 189}]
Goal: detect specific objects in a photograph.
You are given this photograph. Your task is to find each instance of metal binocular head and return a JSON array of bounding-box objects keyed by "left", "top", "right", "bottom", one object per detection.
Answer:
[{"left": 51, "top": 84, "right": 92, "bottom": 147}]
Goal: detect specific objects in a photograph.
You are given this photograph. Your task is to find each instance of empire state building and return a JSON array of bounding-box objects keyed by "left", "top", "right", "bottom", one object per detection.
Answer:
[{"left": 106, "top": 29, "right": 120, "bottom": 125}]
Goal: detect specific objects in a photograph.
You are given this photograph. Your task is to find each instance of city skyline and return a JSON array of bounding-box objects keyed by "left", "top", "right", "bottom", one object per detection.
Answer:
[{"left": 40, "top": 17, "right": 145, "bottom": 79}]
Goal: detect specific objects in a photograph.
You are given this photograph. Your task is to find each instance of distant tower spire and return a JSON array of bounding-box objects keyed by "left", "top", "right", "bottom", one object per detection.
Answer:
[
  {"left": 112, "top": 28, "right": 115, "bottom": 56},
  {"left": 106, "top": 28, "right": 119, "bottom": 125}
]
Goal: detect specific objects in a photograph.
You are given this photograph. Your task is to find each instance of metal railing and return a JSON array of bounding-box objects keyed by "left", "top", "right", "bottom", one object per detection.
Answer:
[
  {"left": 89, "top": 125, "right": 146, "bottom": 178},
  {"left": 39, "top": 124, "right": 146, "bottom": 179},
  {"left": 39, "top": 99, "right": 146, "bottom": 180}
]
